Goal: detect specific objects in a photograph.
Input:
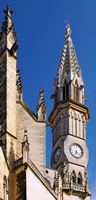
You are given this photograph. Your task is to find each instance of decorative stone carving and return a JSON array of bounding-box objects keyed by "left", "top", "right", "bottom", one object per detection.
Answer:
[
  {"left": 22, "top": 129, "right": 29, "bottom": 163},
  {"left": 55, "top": 24, "right": 82, "bottom": 88},
  {"left": 16, "top": 68, "right": 22, "bottom": 93},
  {"left": 37, "top": 89, "right": 46, "bottom": 121},
  {"left": 59, "top": 162, "right": 69, "bottom": 184}
]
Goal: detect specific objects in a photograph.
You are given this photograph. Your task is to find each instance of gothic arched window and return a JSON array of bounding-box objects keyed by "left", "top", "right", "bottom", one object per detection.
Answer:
[
  {"left": 73, "top": 80, "right": 79, "bottom": 102},
  {"left": 63, "top": 80, "right": 69, "bottom": 100},
  {"left": 71, "top": 171, "right": 76, "bottom": 184},
  {"left": 77, "top": 172, "right": 82, "bottom": 185}
]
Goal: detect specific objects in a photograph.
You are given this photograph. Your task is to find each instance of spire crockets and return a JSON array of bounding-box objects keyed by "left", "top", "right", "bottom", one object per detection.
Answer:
[
  {"left": 56, "top": 24, "right": 81, "bottom": 87},
  {"left": 16, "top": 68, "right": 23, "bottom": 101},
  {"left": 54, "top": 24, "right": 84, "bottom": 104},
  {"left": 37, "top": 90, "right": 46, "bottom": 121}
]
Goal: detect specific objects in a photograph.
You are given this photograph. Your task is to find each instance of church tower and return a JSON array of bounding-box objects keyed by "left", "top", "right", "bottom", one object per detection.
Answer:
[
  {"left": 49, "top": 24, "right": 91, "bottom": 199},
  {"left": 0, "top": 6, "right": 18, "bottom": 162}
]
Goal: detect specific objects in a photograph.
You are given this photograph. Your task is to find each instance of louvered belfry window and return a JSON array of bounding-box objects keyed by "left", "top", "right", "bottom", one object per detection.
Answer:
[{"left": 63, "top": 80, "right": 69, "bottom": 100}]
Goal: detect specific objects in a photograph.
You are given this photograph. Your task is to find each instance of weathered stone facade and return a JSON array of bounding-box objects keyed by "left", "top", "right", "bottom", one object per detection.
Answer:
[
  {"left": 0, "top": 6, "right": 91, "bottom": 200},
  {"left": 49, "top": 24, "right": 91, "bottom": 200}
]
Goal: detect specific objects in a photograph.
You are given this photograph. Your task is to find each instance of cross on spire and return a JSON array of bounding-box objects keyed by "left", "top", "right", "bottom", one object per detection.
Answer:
[
  {"left": 3, "top": 5, "right": 13, "bottom": 18},
  {"left": 0, "top": 5, "right": 16, "bottom": 37},
  {"left": 0, "top": 5, "right": 18, "bottom": 51},
  {"left": 1, "top": 5, "right": 13, "bottom": 33}
]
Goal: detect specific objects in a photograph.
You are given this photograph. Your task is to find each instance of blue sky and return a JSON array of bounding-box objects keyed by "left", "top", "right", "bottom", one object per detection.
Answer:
[{"left": 0, "top": 0, "right": 96, "bottom": 198}]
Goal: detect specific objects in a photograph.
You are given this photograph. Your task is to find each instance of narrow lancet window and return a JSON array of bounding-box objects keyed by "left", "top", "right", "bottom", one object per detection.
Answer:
[
  {"left": 63, "top": 80, "right": 69, "bottom": 100},
  {"left": 71, "top": 171, "right": 76, "bottom": 184},
  {"left": 77, "top": 172, "right": 82, "bottom": 185}
]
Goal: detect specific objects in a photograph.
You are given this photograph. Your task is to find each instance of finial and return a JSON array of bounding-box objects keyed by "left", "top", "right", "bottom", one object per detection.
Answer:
[
  {"left": 65, "top": 23, "right": 72, "bottom": 39},
  {"left": 39, "top": 89, "right": 44, "bottom": 102},
  {"left": 3, "top": 5, "right": 13, "bottom": 17},
  {"left": 37, "top": 89, "right": 46, "bottom": 121},
  {"left": 22, "top": 128, "right": 29, "bottom": 163},
  {"left": 23, "top": 128, "right": 28, "bottom": 142},
  {"left": 65, "top": 18, "right": 69, "bottom": 27},
  {"left": 38, "top": 89, "right": 46, "bottom": 109}
]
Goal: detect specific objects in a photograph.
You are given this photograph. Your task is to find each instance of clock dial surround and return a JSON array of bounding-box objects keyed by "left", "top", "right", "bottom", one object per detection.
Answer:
[{"left": 69, "top": 143, "right": 83, "bottom": 158}]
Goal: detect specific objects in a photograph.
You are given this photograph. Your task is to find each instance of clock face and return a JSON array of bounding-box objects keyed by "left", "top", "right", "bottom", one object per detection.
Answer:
[
  {"left": 54, "top": 148, "right": 61, "bottom": 163},
  {"left": 70, "top": 144, "right": 83, "bottom": 158}
]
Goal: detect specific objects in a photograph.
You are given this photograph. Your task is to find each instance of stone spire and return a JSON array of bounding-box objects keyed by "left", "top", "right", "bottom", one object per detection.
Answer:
[
  {"left": 55, "top": 23, "right": 82, "bottom": 87},
  {"left": 54, "top": 23, "right": 84, "bottom": 104},
  {"left": 37, "top": 90, "right": 46, "bottom": 121}
]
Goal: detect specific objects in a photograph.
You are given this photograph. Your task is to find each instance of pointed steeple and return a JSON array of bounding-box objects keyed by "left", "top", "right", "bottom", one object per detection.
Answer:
[
  {"left": 54, "top": 24, "right": 84, "bottom": 104},
  {"left": 56, "top": 23, "right": 81, "bottom": 87}
]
